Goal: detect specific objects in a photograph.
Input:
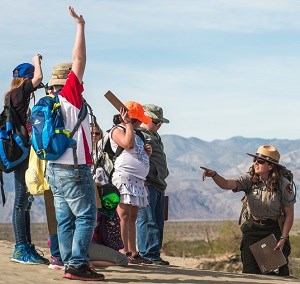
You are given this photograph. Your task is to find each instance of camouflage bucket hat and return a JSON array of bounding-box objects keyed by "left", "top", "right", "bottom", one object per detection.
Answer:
[
  {"left": 143, "top": 104, "right": 170, "bottom": 123},
  {"left": 48, "top": 62, "right": 72, "bottom": 87}
]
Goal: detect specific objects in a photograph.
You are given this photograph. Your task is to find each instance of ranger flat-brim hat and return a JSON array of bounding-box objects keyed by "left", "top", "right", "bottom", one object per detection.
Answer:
[
  {"left": 246, "top": 144, "right": 282, "bottom": 166},
  {"left": 48, "top": 62, "right": 72, "bottom": 87}
]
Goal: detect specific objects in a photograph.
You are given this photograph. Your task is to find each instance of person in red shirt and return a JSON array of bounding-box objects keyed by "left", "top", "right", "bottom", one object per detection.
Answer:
[{"left": 45, "top": 7, "right": 104, "bottom": 281}]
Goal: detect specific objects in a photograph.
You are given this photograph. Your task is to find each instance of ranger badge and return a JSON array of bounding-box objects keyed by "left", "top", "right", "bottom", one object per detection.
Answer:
[{"left": 286, "top": 184, "right": 293, "bottom": 194}]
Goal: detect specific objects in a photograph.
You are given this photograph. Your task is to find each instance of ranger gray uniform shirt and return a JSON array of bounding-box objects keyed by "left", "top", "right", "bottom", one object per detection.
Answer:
[{"left": 233, "top": 174, "right": 296, "bottom": 219}]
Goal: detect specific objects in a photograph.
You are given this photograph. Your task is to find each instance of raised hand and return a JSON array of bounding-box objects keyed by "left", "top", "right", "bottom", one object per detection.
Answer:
[
  {"left": 69, "top": 6, "right": 85, "bottom": 25},
  {"left": 120, "top": 107, "right": 131, "bottom": 124},
  {"left": 32, "top": 54, "right": 42, "bottom": 63}
]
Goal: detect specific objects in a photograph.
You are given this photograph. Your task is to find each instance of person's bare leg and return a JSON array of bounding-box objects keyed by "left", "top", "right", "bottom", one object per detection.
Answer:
[
  {"left": 117, "top": 203, "right": 131, "bottom": 253},
  {"left": 128, "top": 206, "right": 139, "bottom": 255}
]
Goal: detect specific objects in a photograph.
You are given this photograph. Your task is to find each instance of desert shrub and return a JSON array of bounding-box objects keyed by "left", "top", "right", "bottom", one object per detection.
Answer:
[
  {"left": 163, "top": 239, "right": 210, "bottom": 257},
  {"left": 217, "top": 220, "right": 242, "bottom": 253},
  {"left": 290, "top": 235, "right": 300, "bottom": 258},
  {"left": 287, "top": 236, "right": 300, "bottom": 278},
  {"left": 163, "top": 229, "right": 177, "bottom": 244},
  {"left": 163, "top": 221, "right": 242, "bottom": 258}
]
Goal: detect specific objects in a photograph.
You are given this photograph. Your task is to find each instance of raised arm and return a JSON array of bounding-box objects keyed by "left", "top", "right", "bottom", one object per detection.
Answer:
[
  {"left": 111, "top": 108, "right": 135, "bottom": 149},
  {"left": 69, "top": 6, "right": 86, "bottom": 83},
  {"left": 201, "top": 166, "right": 237, "bottom": 190},
  {"left": 31, "top": 54, "right": 43, "bottom": 88}
]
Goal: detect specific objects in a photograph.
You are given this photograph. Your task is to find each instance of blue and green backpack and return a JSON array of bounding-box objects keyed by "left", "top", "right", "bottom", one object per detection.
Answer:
[{"left": 30, "top": 91, "right": 88, "bottom": 161}]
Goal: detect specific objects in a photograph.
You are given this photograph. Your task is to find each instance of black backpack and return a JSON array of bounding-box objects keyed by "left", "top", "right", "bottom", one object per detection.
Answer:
[
  {"left": 0, "top": 93, "right": 30, "bottom": 205},
  {"left": 93, "top": 126, "right": 145, "bottom": 185},
  {"left": 277, "top": 166, "right": 297, "bottom": 203}
]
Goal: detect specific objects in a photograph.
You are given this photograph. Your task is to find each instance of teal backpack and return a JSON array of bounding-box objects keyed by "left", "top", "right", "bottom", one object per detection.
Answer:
[{"left": 30, "top": 91, "right": 92, "bottom": 180}]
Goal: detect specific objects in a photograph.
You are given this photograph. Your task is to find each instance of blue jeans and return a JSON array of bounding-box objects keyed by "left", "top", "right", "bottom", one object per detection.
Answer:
[
  {"left": 50, "top": 234, "right": 61, "bottom": 259},
  {"left": 137, "top": 184, "right": 165, "bottom": 261},
  {"left": 46, "top": 163, "right": 96, "bottom": 267},
  {"left": 13, "top": 157, "right": 32, "bottom": 245}
]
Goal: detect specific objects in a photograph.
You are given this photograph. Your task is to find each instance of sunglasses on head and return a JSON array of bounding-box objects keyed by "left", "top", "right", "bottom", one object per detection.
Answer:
[
  {"left": 253, "top": 157, "right": 267, "bottom": 164},
  {"left": 152, "top": 120, "right": 162, "bottom": 127}
]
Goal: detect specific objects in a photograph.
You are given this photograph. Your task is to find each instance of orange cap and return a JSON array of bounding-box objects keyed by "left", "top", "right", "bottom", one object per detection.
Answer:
[{"left": 125, "top": 101, "right": 152, "bottom": 124}]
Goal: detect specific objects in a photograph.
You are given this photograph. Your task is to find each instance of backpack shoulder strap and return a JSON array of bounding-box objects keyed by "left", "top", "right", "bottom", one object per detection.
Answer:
[
  {"left": 0, "top": 171, "right": 5, "bottom": 206},
  {"left": 70, "top": 100, "right": 89, "bottom": 183},
  {"left": 66, "top": 97, "right": 90, "bottom": 182},
  {"left": 69, "top": 98, "right": 89, "bottom": 138},
  {"left": 134, "top": 128, "right": 146, "bottom": 143},
  {"left": 4, "top": 92, "right": 24, "bottom": 129},
  {"left": 238, "top": 181, "right": 253, "bottom": 225},
  {"left": 114, "top": 125, "right": 125, "bottom": 158},
  {"left": 238, "top": 195, "right": 248, "bottom": 225}
]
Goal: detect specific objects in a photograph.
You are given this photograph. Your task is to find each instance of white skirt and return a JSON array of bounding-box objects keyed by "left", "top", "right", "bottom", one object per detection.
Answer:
[{"left": 112, "top": 172, "right": 149, "bottom": 208}]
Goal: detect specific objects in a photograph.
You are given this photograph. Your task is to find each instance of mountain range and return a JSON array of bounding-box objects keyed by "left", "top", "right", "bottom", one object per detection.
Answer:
[
  {"left": 1, "top": 135, "right": 299, "bottom": 223},
  {"left": 163, "top": 135, "right": 300, "bottom": 220}
]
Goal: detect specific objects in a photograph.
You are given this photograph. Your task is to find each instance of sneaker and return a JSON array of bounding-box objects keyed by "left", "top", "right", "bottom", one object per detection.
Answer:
[
  {"left": 28, "top": 244, "right": 50, "bottom": 265},
  {"left": 48, "top": 256, "right": 65, "bottom": 270},
  {"left": 152, "top": 258, "right": 170, "bottom": 265},
  {"left": 64, "top": 263, "right": 105, "bottom": 281},
  {"left": 127, "top": 252, "right": 153, "bottom": 265},
  {"left": 11, "top": 243, "right": 39, "bottom": 265}
]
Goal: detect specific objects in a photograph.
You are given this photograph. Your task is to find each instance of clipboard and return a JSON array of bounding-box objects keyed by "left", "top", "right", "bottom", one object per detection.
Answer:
[
  {"left": 249, "top": 234, "right": 287, "bottom": 274},
  {"left": 104, "top": 91, "right": 128, "bottom": 112}
]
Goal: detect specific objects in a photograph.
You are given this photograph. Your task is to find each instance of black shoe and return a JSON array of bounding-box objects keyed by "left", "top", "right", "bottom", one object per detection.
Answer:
[
  {"left": 152, "top": 258, "right": 170, "bottom": 265},
  {"left": 127, "top": 252, "right": 153, "bottom": 265},
  {"left": 28, "top": 244, "right": 50, "bottom": 265},
  {"left": 64, "top": 264, "right": 105, "bottom": 281}
]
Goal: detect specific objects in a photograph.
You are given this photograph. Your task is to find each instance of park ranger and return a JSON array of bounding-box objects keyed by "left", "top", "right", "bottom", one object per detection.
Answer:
[{"left": 201, "top": 145, "right": 296, "bottom": 276}]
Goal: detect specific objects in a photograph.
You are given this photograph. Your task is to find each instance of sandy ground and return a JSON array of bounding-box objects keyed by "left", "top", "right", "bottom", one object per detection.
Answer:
[{"left": 1, "top": 240, "right": 300, "bottom": 284}]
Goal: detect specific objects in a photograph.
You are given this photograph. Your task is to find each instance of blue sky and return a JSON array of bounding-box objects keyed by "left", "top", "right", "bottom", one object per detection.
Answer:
[{"left": 1, "top": 0, "right": 300, "bottom": 141}]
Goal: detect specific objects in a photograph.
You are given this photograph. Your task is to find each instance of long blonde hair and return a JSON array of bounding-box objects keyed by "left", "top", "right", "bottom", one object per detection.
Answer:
[{"left": 11, "top": 77, "right": 28, "bottom": 90}]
